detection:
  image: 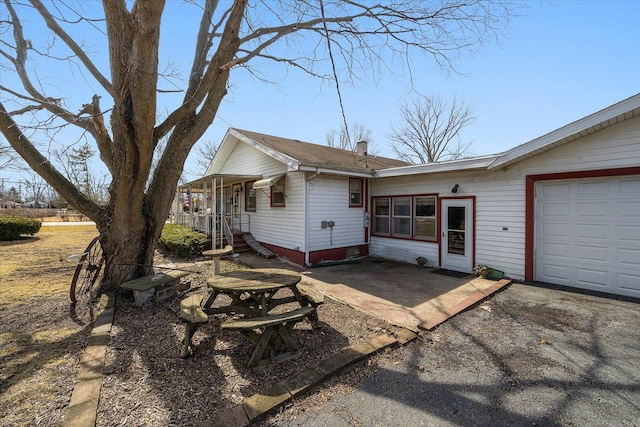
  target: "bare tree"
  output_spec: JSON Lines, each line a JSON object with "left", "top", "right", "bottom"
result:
{"left": 20, "top": 170, "right": 49, "bottom": 205}
{"left": 0, "top": 0, "right": 520, "bottom": 290}
{"left": 0, "top": 142, "right": 18, "bottom": 170}
{"left": 325, "top": 123, "right": 378, "bottom": 154}
{"left": 389, "top": 94, "right": 476, "bottom": 163}
{"left": 194, "top": 140, "right": 220, "bottom": 174}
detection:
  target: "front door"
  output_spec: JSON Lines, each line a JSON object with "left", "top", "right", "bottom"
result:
{"left": 232, "top": 184, "right": 242, "bottom": 230}
{"left": 441, "top": 199, "right": 474, "bottom": 273}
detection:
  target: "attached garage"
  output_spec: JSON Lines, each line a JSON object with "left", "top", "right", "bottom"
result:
{"left": 535, "top": 176, "right": 640, "bottom": 298}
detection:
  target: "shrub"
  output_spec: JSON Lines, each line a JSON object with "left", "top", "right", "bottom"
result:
{"left": 159, "top": 223, "right": 208, "bottom": 258}
{"left": 0, "top": 215, "right": 42, "bottom": 241}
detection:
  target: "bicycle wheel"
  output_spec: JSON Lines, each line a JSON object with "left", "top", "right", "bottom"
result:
{"left": 70, "top": 236, "right": 104, "bottom": 303}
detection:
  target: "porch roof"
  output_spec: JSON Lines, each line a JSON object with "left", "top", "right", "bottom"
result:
{"left": 179, "top": 173, "right": 262, "bottom": 192}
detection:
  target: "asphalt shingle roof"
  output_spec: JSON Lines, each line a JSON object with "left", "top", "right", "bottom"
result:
{"left": 234, "top": 128, "right": 410, "bottom": 173}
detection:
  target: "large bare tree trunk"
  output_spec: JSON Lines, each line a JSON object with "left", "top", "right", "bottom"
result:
{"left": 1, "top": 0, "right": 517, "bottom": 295}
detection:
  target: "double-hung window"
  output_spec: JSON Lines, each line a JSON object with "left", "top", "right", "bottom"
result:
{"left": 373, "top": 198, "right": 390, "bottom": 235}
{"left": 349, "top": 178, "right": 363, "bottom": 207}
{"left": 414, "top": 197, "right": 436, "bottom": 240}
{"left": 245, "top": 181, "right": 256, "bottom": 212}
{"left": 271, "top": 176, "right": 286, "bottom": 207}
{"left": 372, "top": 195, "right": 437, "bottom": 240}
{"left": 392, "top": 197, "right": 411, "bottom": 237}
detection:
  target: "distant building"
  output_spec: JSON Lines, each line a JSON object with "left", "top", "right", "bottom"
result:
{"left": 21, "top": 200, "right": 48, "bottom": 208}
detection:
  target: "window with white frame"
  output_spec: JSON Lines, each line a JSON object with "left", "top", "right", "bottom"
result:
{"left": 414, "top": 196, "right": 436, "bottom": 240}
{"left": 271, "top": 176, "right": 285, "bottom": 207}
{"left": 349, "top": 178, "right": 363, "bottom": 207}
{"left": 245, "top": 181, "right": 256, "bottom": 212}
{"left": 373, "top": 198, "right": 390, "bottom": 235}
{"left": 392, "top": 197, "right": 411, "bottom": 237}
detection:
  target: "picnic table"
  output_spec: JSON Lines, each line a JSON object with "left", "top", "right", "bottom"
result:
{"left": 179, "top": 268, "right": 324, "bottom": 366}
{"left": 203, "top": 268, "right": 304, "bottom": 316}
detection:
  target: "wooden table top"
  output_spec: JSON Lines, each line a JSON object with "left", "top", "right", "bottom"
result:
{"left": 206, "top": 268, "right": 301, "bottom": 292}
{"left": 202, "top": 245, "right": 233, "bottom": 257}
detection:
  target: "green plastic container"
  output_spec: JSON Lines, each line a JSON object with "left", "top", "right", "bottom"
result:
{"left": 485, "top": 269, "right": 504, "bottom": 280}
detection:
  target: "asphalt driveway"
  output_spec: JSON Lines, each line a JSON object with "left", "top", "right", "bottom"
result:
{"left": 262, "top": 283, "right": 640, "bottom": 426}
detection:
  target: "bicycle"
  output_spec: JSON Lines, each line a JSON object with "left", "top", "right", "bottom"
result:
{"left": 69, "top": 236, "right": 104, "bottom": 305}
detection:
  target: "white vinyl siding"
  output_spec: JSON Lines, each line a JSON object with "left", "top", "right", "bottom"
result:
{"left": 250, "top": 172, "right": 305, "bottom": 251}
{"left": 370, "top": 236, "right": 439, "bottom": 266}
{"left": 370, "top": 115, "right": 640, "bottom": 278}
{"left": 219, "top": 141, "right": 285, "bottom": 177}
{"left": 307, "top": 175, "right": 366, "bottom": 251}
{"left": 217, "top": 142, "right": 304, "bottom": 251}
{"left": 371, "top": 171, "right": 526, "bottom": 275}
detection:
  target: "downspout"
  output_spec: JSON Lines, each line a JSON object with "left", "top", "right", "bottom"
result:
{"left": 364, "top": 178, "right": 370, "bottom": 244}
{"left": 303, "top": 172, "right": 309, "bottom": 266}
{"left": 304, "top": 168, "right": 320, "bottom": 266}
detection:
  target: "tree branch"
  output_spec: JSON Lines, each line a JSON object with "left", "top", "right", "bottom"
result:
{"left": 0, "top": 101, "right": 102, "bottom": 219}
{"left": 29, "top": 0, "right": 113, "bottom": 94}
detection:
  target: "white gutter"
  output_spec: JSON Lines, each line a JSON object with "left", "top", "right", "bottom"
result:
{"left": 373, "top": 155, "right": 500, "bottom": 178}
{"left": 489, "top": 93, "right": 640, "bottom": 170}
{"left": 297, "top": 165, "right": 373, "bottom": 178}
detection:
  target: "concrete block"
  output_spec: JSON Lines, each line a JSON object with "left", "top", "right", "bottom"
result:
{"left": 316, "top": 344, "right": 374, "bottom": 377}
{"left": 63, "top": 399, "right": 96, "bottom": 427}
{"left": 282, "top": 367, "right": 325, "bottom": 396}
{"left": 395, "top": 328, "right": 419, "bottom": 345}
{"left": 243, "top": 383, "right": 291, "bottom": 421}
{"left": 155, "top": 283, "right": 177, "bottom": 301}
{"left": 133, "top": 288, "right": 155, "bottom": 306}
{"left": 367, "top": 333, "right": 397, "bottom": 351}
{"left": 209, "top": 404, "right": 250, "bottom": 427}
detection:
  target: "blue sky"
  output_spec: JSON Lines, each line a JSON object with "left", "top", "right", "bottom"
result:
{"left": 2, "top": 1, "right": 639, "bottom": 186}
{"left": 183, "top": 0, "right": 640, "bottom": 179}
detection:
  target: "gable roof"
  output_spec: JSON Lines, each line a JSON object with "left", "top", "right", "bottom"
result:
{"left": 374, "top": 154, "right": 501, "bottom": 178}
{"left": 225, "top": 128, "right": 409, "bottom": 176}
{"left": 489, "top": 93, "right": 640, "bottom": 169}
{"left": 374, "top": 93, "right": 640, "bottom": 178}
{"left": 204, "top": 94, "right": 640, "bottom": 181}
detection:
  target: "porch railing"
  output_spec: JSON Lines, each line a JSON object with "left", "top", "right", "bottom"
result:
{"left": 170, "top": 212, "right": 251, "bottom": 248}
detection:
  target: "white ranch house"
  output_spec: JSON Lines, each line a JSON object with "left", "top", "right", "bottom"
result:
{"left": 176, "top": 94, "right": 640, "bottom": 298}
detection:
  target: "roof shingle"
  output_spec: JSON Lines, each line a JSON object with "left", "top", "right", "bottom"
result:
{"left": 234, "top": 128, "right": 409, "bottom": 173}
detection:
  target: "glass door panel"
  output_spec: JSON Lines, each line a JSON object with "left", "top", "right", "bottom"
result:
{"left": 447, "top": 206, "right": 466, "bottom": 255}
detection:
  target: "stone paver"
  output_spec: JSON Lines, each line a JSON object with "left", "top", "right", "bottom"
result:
{"left": 64, "top": 294, "right": 114, "bottom": 427}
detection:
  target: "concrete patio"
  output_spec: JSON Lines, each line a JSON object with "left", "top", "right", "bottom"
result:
{"left": 236, "top": 253, "right": 512, "bottom": 331}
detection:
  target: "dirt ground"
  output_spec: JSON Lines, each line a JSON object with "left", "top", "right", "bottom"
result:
{"left": 0, "top": 225, "right": 98, "bottom": 426}
{"left": 0, "top": 225, "right": 399, "bottom": 426}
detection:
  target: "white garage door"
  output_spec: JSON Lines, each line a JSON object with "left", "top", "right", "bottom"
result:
{"left": 535, "top": 176, "right": 640, "bottom": 298}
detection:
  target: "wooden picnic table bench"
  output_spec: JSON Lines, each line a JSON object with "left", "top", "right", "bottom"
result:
{"left": 179, "top": 269, "right": 324, "bottom": 364}
{"left": 296, "top": 282, "right": 324, "bottom": 326}
{"left": 120, "top": 270, "right": 191, "bottom": 306}
{"left": 220, "top": 306, "right": 316, "bottom": 368}
{"left": 179, "top": 295, "right": 209, "bottom": 358}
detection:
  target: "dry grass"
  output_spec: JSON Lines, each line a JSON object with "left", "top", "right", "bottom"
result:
{"left": 0, "top": 224, "right": 98, "bottom": 426}
{"left": 1, "top": 224, "right": 399, "bottom": 426}
{"left": 0, "top": 225, "right": 98, "bottom": 304}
